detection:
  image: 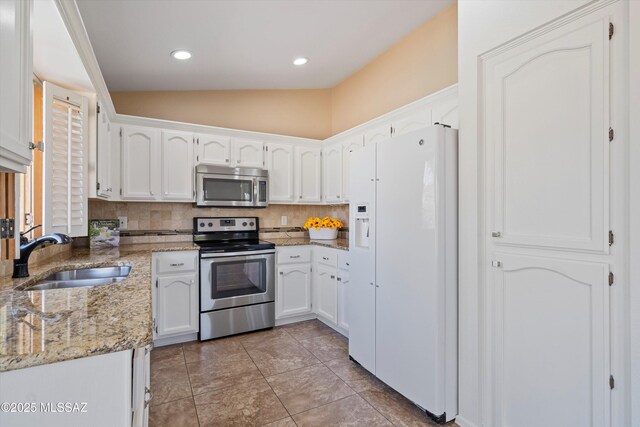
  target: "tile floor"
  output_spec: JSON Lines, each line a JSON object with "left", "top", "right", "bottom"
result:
{"left": 149, "top": 320, "right": 456, "bottom": 427}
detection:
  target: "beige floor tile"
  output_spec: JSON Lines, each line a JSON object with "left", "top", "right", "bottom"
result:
{"left": 150, "top": 344, "right": 184, "bottom": 371}
{"left": 149, "top": 397, "right": 199, "bottom": 427}
{"left": 360, "top": 388, "right": 439, "bottom": 427}
{"left": 238, "top": 327, "right": 293, "bottom": 350}
{"left": 292, "top": 394, "right": 393, "bottom": 426}
{"left": 187, "top": 354, "right": 263, "bottom": 396}
{"left": 324, "top": 358, "right": 387, "bottom": 393}
{"left": 194, "top": 378, "right": 288, "bottom": 427}
{"left": 182, "top": 335, "right": 245, "bottom": 363}
{"left": 246, "top": 335, "right": 320, "bottom": 376}
{"left": 282, "top": 319, "right": 335, "bottom": 341}
{"left": 266, "top": 364, "right": 355, "bottom": 415}
{"left": 299, "top": 332, "right": 348, "bottom": 362}
{"left": 260, "top": 417, "right": 297, "bottom": 427}
{"left": 150, "top": 363, "right": 193, "bottom": 406}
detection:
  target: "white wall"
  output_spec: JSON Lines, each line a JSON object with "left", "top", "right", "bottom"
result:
{"left": 457, "top": 1, "right": 603, "bottom": 426}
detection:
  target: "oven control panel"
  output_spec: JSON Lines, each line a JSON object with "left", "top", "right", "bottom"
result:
{"left": 195, "top": 217, "right": 258, "bottom": 233}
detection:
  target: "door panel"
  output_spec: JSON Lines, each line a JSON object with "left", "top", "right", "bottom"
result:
{"left": 197, "top": 134, "right": 231, "bottom": 166}
{"left": 157, "top": 274, "right": 198, "bottom": 337}
{"left": 315, "top": 266, "right": 337, "bottom": 324}
{"left": 233, "top": 138, "right": 263, "bottom": 168}
{"left": 323, "top": 144, "right": 342, "bottom": 203}
{"left": 162, "top": 131, "right": 193, "bottom": 200}
{"left": 486, "top": 17, "right": 609, "bottom": 253}
{"left": 121, "top": 126, "right": 159, "bottom": 200}
{"left": 341, "top": 136, "right": 363, "bottom": 201}
{"left": 276, "top": 264, "right": 311, "bottom": 318}
{"left": 266, "top": 143, "right": 294, "bottom": 202}
{"left": 295, "top": 146, "right": 321, "bottom": 202}
{"left": 491, "top": 254, "right": 609, "bottom": 427}
{"left": 392, "top": 107, "right": 432, "bottom": 137}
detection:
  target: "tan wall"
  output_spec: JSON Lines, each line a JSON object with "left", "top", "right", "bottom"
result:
{"left": 111, "top": 89, "right": 333, "bottom": 140}
{"left": 330, "top": 3, "right": 458, "bottom": 134}
{"left": 110, "top": 4, "right": 457, "bottom": 139}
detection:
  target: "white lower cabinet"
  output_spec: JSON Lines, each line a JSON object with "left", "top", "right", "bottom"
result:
{"left": 0, "top": 347, "right": 150, "bottom": 427}
{"left": 314, "top": 265, "right": 338, "bottom": 324}
{"left": 337, "top": 271, "right": 349, "bottom": 331}
{"left": 152, "top": 251, "right": 199, "bottom": 345}
{"left": 277, "top": 264, "right": 312, "bottom": 318}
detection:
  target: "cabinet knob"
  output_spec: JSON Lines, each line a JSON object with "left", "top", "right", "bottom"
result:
{"left": 299, "top": 196, "right": 302, "bottom": 199}
{"left": 491, "top": 231, "right": 502, "bottom": 238}
{"left": 337, "top": 277, "right": 342, "bottom": 281}
{"left": 279, "top": 271, "right": 283, "bottom": 275}
{"left": 337, "top": 195, "right": 340, "bottom": 198}
{"left": 323, "top": 257, "right": 329, "bottom": 260}
{"left": 331, "top": 275, "right": 335, "bottom": 279}
{"left": 225, "top": 159, "right": 229, "bottom": 162}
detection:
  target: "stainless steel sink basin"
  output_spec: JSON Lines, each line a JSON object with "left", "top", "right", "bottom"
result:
{"left": 43, "top": 266, "right": 132, "bottom": 281}
{"left": 22, "top": 266, "right": 132, "bottom": 291}
{"left": 27, "top": 276, "right": 127, "bottom": 291}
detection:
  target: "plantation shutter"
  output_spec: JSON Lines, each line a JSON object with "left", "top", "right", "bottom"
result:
{"left": 43, "top": 82, "right": 88, "bottom": 237}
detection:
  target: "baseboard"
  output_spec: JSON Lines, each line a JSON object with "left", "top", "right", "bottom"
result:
{"left": 316, "top": 317, "right": 348, "bottom": 338}
{"left": 454, "top": 415, "right": 480, "bottom": 427}
{"left": 153, "top": 332, "right": 198, "bottom": 347}
{"left": 275, "top": 313, "right": 317, "bottom": 326}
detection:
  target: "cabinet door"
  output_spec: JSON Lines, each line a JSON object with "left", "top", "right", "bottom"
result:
{"left": 276, "top": 264, "right": 312, "bottom": 318}
{"left": 322, "top": 144, "right": 342, "bottom": 203}
{"left": 337, "top": 271, "right": 349, "bottom": 331}
{"left": 0, "top": 0, "right": 32, "bottom": 173}
{"left": 156, "top": 273, "right": 198, "bottom": 337}
{"left": 266, "top": 143, "right": 294, "bottom": 202}
{"left": 121, "top": 125, "right": 160, "bottom": 200}
{"left": 341, "top": 136, "right": 364, "bottom": 202}
{"left": 197, "top": 134, "right": 231, "bottom": 166}
{"left": 364, "top": 123, "right": 391, "bottom": 147}
{"left": 161, "top": 131, "right": 194, "bottom": 201}
{"left": 96, "top": 106, "right": 112, "bottom": 198}
{"left": 314, "top": 265, "right": 337, "bottom": 324}
{"left": 232, "top": 138, "right": 264, "bottom": 168}
{"left": 431, "top": 94, "right": 459, "bottom": 128}
{"left": 392, "top": 106, "right": 432, "bottom": 137}
{"left": 295, "top": 146, "right": 321, "bottom": 202}
{"left": 490, "top": 254, "right": 609, "bottom": 427}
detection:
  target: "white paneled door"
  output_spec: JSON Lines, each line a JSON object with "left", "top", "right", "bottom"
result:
{"left": 161, "top": 131, "right": 194, "bottom": 201}
{"left": 322, "top": 144, "right": 342, "bottom": 203}
{"left": 196, "top": 134, "right": 231, "bottom": 166}
{"left": 295, "top": 146, "right": 321, "bottom": 202}
{"left": 121, "top": 125, "right": 160, "bottom": 200}
{"left": 482, "top": 5, "right": 622, "bottom": 427}
{"left": 266, "top": 143, "right": 294, "bottom": 202}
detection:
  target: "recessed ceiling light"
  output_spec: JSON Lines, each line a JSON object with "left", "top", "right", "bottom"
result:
{"left": 171, "top": 50, "right": 192, "bottom": 60}
{"left": 293, "top": 57, "right": 309, "bottom": 66}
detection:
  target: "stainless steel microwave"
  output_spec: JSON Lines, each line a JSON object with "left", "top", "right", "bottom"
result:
{"left": 196, "top": 164, "right": 268, "bottom": 208}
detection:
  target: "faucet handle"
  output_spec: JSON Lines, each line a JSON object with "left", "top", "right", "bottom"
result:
{"left": 20, "top": 224, "right": 42, "bottom": 236}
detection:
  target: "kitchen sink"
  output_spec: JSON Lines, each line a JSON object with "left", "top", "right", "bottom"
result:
{"left": 43, "top": 266, "right": 131, "bottom": 281}
{"left": 22, "top": 266, "right": 131, "bottom": 291}
{"left": 26, "top": 276, "right": 127, "bottom": 291}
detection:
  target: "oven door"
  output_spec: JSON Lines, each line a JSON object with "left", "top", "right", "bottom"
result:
{"left": 197, "top": 173, "right": 256, "bottom": 207}
{"left": 200, "top": 250, "right": 275, "bottom": 311}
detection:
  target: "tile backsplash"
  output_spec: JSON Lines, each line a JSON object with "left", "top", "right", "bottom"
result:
{"left": 89, "top": 200, "right": 349, "bottom": 231}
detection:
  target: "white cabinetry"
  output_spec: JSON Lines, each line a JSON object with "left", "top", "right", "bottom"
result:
{"left": 232, "top": 137, "right": 264, "bottom": 168}
{"left": 276, "top": 246, "right": 313, "bottom": 319}
{"left": 121, "top": 125, "right": 160, "bottom": 200}
{"left": 96, "top": 105, "right": 114, "bottom": 198}
{"left": 161, "top": 131, "right": 194, "bottom": 201}
{"left": 266, "top": 143, "right": 295, "bottom": 202}
{"left": 314, "top": 264, "right": 338, "bottom": 324}
{"left": 322, "top": 143, "right": 342, "bottom": 203}
{"left": 295, "top": 146, "right": 322, "bottom": 202}
{"left": 364, "top": 124, "right": 391, "bottom": 147}
{"left": 0, "top": 0, "right": 32, "bottom": 173}
{"left": 152, "top": 251, "right": 199, "bottom": 345}
{"left": 196, "top": 133, "right": 231, "bottom": 166}
{"left": 392, "top": 106, "right": 432, "bottom": 137}
{"left": 341, "top": 136, "right": 364, "bottom": 202}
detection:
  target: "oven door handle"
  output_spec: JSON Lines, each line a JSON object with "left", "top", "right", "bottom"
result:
{"left": 200, "top": 249, "right": 275, "bottom": 259}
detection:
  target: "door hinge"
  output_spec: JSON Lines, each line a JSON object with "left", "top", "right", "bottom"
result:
{"left": 155, "top": 279, "right": 158, "bottom": 288}
{"left": 390, "top": 125, "right": 394, "bottom": 136}
{"left": 491, "top": 260, "right": 502, "bottom": 268}
{"left": 609, "top": 230, "right": 614, "bottom": 246}
{"left": 120, "top": 188, "right": 122, "bottom": 195}
{"left": 153, "top": 318, "right": 157, "bottom": 334}
{"left": 119, "top": 128, "right": 123, "bottom": 138}
{"left": 97, "top": 104, "right": 101, "bottom": 114}
{"left": 196, "top": 155, "right": 199, "bottom": 162}
{"left": 96, "top": 182, "right": 101, "bottom": 190}
{"left": 609, "top": 127, "right": 614, "bottom": 142}
{"left": 609, "top": 22, "right": 614, "bottom": 40}
{"left": 610, "top": 375, "right": 615, "bottom": 389}
{"left": 609, "top": 272, "right": 614, "bottom": 286}
{"left": 0, "top": 218, "right": 15, "bottom": 239}
{"left": 265, "top": 145, "right": 268, "bottom": 151}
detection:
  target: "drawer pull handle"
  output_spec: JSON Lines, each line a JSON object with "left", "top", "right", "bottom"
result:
{"left": 331, "top": 275, "right": 335, "bottom": 279}
{"left": 337, "top": 277, "right": 342, "bottom": 281}
{"left": 169, "top": 263, "right": 185, "bottom": 267}
{"left": 279, "top": 271, "right": 284, "bottom": 275}
{"left": 346, "top": 262, "right": 350, "bottom": 266}
{"left": 322, "top": 257, "right": 329, "bottom": 260}
{"left": 290, "top": 255, "right": 300, "bottom": 259}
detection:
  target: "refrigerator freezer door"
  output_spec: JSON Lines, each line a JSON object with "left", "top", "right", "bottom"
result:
{"left": 348, "top": 144, "right": 377, "bottom": 373}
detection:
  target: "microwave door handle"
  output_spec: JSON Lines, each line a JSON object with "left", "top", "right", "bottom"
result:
{"left": 253, "top": 178, "right": 259, "bottom": 206}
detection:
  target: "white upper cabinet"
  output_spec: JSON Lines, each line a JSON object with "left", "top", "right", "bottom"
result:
{"left": 232, "top": 137, "right": 264, "bottom": 168}
{"left": 121, "top": 125, "right": 160, "bottom": 200}
{"left": 0, "top": 0, "right": 32, "bottom": 173}
{"left": 295, "top": 145, "right": 322, "bottom": 203}
{"left": 96, "top": 106, "right": 112, "bottom": 198}
{"left": 266, "top": 143, "right": 294, "bottom": 202}
{"left": 341, "top": 136, "right": 364, "bottom": 202}
{"left": 43, "top": 82, "right": 89, "bottom": 237}
{"left": 364, "top": 124, "right": 391, "bottom": 147}
{"left": 485, "top": 15, "right": 609, "bottom": 253}
{"left": 392, "top": 106, "right": 432, "bottom": 137}
{"left": 196, "top": 134, "right": 231, "bottom": 166}
{"left": 431, "top": 95, "right": 459, "bottom": 128}
{"left": 322, "top": 143, "right": 342, "bottom": 203}
{"left": 161, "top": 131, "right": 194, "bottom": 201}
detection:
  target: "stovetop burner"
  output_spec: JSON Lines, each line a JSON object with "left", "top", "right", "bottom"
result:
{"left": 192, "top": 217, "right": 274, "bottom": 253}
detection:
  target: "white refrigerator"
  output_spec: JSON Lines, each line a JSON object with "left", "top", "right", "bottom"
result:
{"left": 348, "top": 125, "right": 458, "bottom": 423}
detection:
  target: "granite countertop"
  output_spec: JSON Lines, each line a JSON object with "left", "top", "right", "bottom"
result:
{"left": 265, "top": 237, "right": 349, "bottom": 251}
{"left": 0, "top": 242, "right": 198, "bottom": 373}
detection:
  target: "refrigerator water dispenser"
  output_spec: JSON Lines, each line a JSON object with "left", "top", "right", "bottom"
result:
{"left": 354, "top": 204, "right": 370, "bottom": 248}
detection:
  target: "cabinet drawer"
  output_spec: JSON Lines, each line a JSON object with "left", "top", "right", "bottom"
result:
{"left": 315, "top": 247, "right": 338, "bottom": 268}
{"left": 277, "top": 246, "right": 312, "bottom": 264}
{"left": 338, "top": 252, "right": 351, "bottom": 271}
{"left": 154, "top": 251, "right": 198, "bottom": 274}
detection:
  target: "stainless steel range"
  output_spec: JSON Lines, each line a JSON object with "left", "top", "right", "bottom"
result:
{"left": 194, "top": 217, "right": 275, "bottom": 341}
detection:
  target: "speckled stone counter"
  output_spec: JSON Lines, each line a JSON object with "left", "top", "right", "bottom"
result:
{"left": 0, "top": 242, "right": 197, "bottom": 372}
{"left": 264, "top": 237, "right": 349, "bottom": 251}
